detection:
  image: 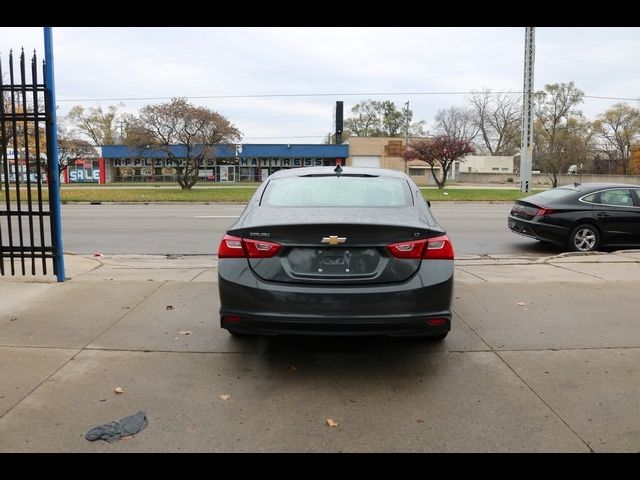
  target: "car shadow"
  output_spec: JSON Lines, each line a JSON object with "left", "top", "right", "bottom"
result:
{"left": 223, "top": 334, "right": 451, "bottom": 386}
{"left": 228, "top": 334, "right": 449, "bottom": 359}
{"left": 509, "top": 240, "right": 627, "bottom": 256}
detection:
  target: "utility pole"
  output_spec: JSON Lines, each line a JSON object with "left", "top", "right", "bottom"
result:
{"left": 405, "top": 101, "right": 410, "bottom": 175}
{"left": 520, "top": 27, "right": 535, "bottom": 193}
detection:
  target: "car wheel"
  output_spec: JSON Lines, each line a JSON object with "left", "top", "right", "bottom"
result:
{"left": 569, "top": 224, "right": 600, "bottom": 252}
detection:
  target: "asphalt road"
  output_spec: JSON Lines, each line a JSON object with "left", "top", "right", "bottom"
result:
{"left": 60, "top": 202, "right": 562, "bottom": 256}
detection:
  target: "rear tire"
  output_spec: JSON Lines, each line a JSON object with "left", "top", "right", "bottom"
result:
{"left": 568, "top": 224, "right": 600, "bottom": 252}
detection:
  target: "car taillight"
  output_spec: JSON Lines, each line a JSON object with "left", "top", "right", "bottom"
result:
{"left": 536, "top": 207, "right": 554, "bottom": 216}
{"left": 218, "top": 234, "right": 245, "bottom": 258}
{"left": 217, "top": 234, "right": 282, "bottom": 259}
{"left": 386, "top": 239, "right": 427, "bottom": 259}
{"left": 242, "top": 238, "right": 282, "bottom": 258}
{"left": 423, "top": 235, "right": 455, "bottom": 260}
{"left": 386, "top": 235, "right": 454, "bottom": 260}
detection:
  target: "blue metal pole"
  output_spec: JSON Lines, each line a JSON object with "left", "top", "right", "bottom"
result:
{"left": 43, "top": 27, "right": 65, "bottom": 282}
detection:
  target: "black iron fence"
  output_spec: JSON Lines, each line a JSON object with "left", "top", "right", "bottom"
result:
{"left": 0, "top": 49, "right": 57, "bottom": 276}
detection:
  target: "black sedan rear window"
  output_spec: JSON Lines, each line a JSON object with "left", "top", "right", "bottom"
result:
{"left": 530, "top": 187, "right": 577, "bottom": 202}
{"left": 262, "top": 176, "right": 412, "bottom": 207}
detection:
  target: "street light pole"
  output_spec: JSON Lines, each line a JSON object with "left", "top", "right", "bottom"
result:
{"left": 520, "top": 27, "right": 535, "bottom": 193}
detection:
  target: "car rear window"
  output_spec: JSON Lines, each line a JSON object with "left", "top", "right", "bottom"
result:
{"left": 530, "top": 187, "right": 577, "bottom": 202}
{"left": 262, "top": 176, "right": 412, "bottom": 207}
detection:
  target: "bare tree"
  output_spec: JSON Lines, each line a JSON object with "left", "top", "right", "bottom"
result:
{"left": 126, "top": 98, "right": 241, "bottom": 189}
{"left": 534, "top": 82, "right": 585, "bottom": 187}
{"left": 403, "top": 135, "right": 475, "bottom": 189}
{"left": 57, "top": 132, "right": 97, "bottom": 174}
{"left": 468, "top": 89, "right": 521, "bottom": 156}
{"left": 593, "top": 103, "right": 640, "bottom": 175}
{"left": 433, "top": 107, "right": 479, "bottom": 145}
{"left": 67, "top": 103, "right": 124, "bottom": 146}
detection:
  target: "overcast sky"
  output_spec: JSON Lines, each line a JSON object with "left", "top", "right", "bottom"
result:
{"left": 1, "top": 27, "right": 639, "bottom": 144}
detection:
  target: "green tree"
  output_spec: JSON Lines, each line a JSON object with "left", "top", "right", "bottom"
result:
{"left": 344, "top": 99, "right": 424, "bottom": 137}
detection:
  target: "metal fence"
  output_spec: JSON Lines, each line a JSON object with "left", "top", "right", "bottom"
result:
{"left": 0, "top": 49, "right": 57, "bottom": 276}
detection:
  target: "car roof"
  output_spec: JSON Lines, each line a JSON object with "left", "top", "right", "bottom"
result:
{"left": 268, "top": 166, "right": 409, "bottom": 180}
{"left": 558, "top": 182, "right": 640, "bottom": 192}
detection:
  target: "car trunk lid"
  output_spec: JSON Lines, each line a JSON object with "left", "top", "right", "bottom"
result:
{"left": 227, "top": 206, "right": 444, "bottom": 285}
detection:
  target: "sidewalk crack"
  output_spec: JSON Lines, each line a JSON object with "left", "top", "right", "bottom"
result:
{"left": 547, "top": 263, "right": 606, "bottom": 281}
{"left": 0, "top": 281, "right": 167, "bottom": 422}
{"left": 455, "top": 267, "right": 488, "bottom": 282}
{"left": 495, "top": 351, "right": 595, "bottom": 453}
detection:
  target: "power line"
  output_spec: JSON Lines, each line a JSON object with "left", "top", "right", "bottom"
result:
{"left": 583, "top": 95, "right": 639, "bottom": 101}
{"left": 55, "top": 91, "right": 640, "bottom": 103}
{"left": 56, "top": 91, "right": 521, "bottom": 102}
{"left": 242, "top": 135, "right": 326, "bottom": 139}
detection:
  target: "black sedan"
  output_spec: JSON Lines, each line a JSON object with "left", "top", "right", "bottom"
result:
{"left": 217, "top": 166, "right": 454, "bottom": 340}
{"left": 508, "top": 182, "right": 640, "bottom": 252}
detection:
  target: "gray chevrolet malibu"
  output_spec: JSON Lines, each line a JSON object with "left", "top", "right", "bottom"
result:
{"left": 217, "top": 166, "right": 454, "bottom": 340}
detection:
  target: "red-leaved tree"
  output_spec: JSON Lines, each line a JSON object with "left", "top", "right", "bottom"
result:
{"left": 403, "top": 135, "right": 475, "bottom": 189}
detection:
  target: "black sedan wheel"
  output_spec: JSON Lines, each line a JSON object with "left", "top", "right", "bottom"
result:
{"left": 569, "top": 224, "right": 600, "bottom": 252}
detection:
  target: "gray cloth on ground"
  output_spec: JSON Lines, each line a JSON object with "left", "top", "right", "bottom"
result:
{"left": 85, "top": 410, "right": 148, "bottom": 443}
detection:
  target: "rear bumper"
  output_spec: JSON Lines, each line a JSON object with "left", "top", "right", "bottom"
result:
{"left": 218, "top": 258, "right": 453, "bottom": 337}
{"left": 508, "top": 215, "right": 568, "bottom": 245}
{"left": 221, "top": 313, "right": 450, "bottom": 337}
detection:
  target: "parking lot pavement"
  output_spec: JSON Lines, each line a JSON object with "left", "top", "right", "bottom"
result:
{"left": 1, "top": 252, "right": 639, "bottom": 452}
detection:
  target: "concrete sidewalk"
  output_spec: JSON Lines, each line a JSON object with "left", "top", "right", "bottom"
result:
{"left": 5, "top": 249, "right": 640, "bottom": 284}
{"left": 1, "top": 251, "right": 640, "bottom": 452}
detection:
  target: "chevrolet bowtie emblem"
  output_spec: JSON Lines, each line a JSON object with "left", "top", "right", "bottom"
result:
{"left": 321, "top": 235, "right": 346, "bottom": 246}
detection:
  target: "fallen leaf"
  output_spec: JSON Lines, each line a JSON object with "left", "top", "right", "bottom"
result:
{"left": 178, "top": 330, "right": 192, "bottom": 336}
{"left": 166, "top": 305, "right": 174, "bottom": 310}
{"left": 416, "top": 418, "right": 424, "bottom": 423}
{"left": 93, "top": 253, "right": 104, "bottom": 257}
{"left": 443, "top": 192, "right": 449, "bottom": 195}
{"left": 516, "top": 302, "right": 526, "bottom": 306}
{"left": 114, "top": 387, "right": 124, "bottom": 394}
{"left": 288, "top": 366, "right": 297, "bottom": 371}
{"left": 326, "top": 418, "right": 338, "bottom": 427}
{"left": 10, "top": 317, "right": 17, "bottom": 322}
{"left": 220, "top": 394, "right": 231, "bottom": 400}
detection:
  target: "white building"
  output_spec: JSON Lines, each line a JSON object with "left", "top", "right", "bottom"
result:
{"left": 458, "top": 155, "right": 514, "bottom": 174}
